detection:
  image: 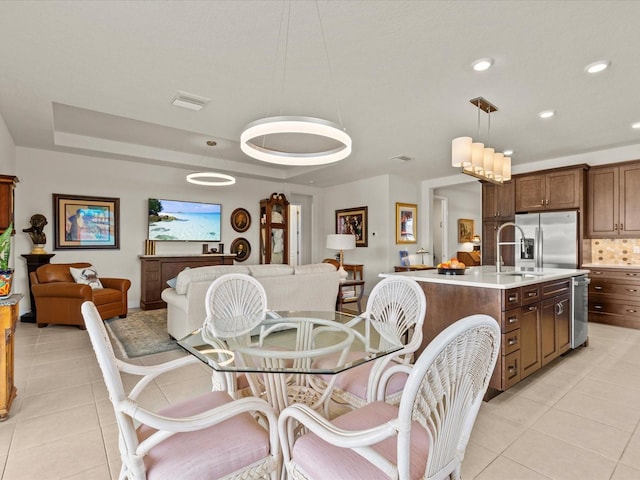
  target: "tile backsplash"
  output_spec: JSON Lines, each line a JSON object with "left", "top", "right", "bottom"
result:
{"left": 591, "top": 239, "right": 640, "bottom": 265}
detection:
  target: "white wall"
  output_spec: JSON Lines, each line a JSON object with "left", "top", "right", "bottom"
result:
{"left": 0, "top": 113, "right": 16, "bottom": 174}
{"left": 14, "top": 147, "right": 321, "bottom": 314}
{"left": 320, "top": 175, "right": 391, "bottom": 291}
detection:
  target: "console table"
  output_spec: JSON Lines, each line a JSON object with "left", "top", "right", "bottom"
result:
{"left": 343, "top": 264, "right": 364, "bottom": 281}
{"left": 139, "top": 254, "right": 235, "bottom": 310}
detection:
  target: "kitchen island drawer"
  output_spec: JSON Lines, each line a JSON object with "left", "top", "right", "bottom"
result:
{"left": 501, "top": 308, "right": 520, "bottom": 332}
{"left": 521, "top": 285, "right": 540, "bottom": 305}
{"left": 501, "top": 329, "right": 521, "bottom": 355}
{"left": 502, "top": 351, "right": 521, "bottom": 390}
{"left": 503, "top": 288, "right": 521, "bottom": 309}
{"left": 541, "top": 279, "right": 571, "bottom": 298}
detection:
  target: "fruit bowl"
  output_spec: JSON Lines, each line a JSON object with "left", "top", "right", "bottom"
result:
{"left": 437, "top": 267, "right": 466, "bottom": 275}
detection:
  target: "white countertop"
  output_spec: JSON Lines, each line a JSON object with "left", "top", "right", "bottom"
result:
{"left": 381, "top": 266, "right": 589, "bottom": 290}
{"left": 581, "top": 263, "right": 640, "bottom": 270}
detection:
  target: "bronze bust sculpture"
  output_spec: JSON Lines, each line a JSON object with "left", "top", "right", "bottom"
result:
{"left": 23, "top": 213, "right": 48, "bottom": 254}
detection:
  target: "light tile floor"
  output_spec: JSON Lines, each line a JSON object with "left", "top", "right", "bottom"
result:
{"left": 2, "top": 319, "right": 640, "bottom": 479}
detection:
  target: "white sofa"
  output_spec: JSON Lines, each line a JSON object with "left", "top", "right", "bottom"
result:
{"left": 161, "top": 263, "right": 340, "bottom": 339}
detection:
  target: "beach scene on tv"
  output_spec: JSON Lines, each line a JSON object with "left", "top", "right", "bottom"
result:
{"left": 148, "top": 198, "right": 221, "bottom": 241}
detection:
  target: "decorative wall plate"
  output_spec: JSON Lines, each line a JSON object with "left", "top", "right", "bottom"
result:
{"left": 230, "top": 237, "right": 251, "bottom": 262}
{"left": 231, "top": 208, "right": 251, "bottom": 233}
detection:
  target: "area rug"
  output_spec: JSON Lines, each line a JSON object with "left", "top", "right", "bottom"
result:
{"left": 105, "top": 309, "right": 180, "bottom": 359}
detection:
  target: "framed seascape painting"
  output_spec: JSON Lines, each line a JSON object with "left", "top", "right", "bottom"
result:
{"left": 53, "top": 194, "right": 120, "bottom": 249}
{"left": 335, "top": 206, "right": 368, "bottom": 247}
{"left": 396, "top": 202, "right": 417, "bottom": 244}
{"left": 458, "top": 218, "right": 474, "bottom": 243}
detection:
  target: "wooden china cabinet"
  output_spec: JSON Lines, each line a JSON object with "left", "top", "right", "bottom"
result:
{"left": 259, "top": 193, "right": 289, "bottom": 264}
{"left": 0, "top": 175, "right": 18, "bottom": 234}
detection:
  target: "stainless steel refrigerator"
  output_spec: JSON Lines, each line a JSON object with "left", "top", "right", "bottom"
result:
{"left": 515, "top": 211, "right": 579, "bottom": 269}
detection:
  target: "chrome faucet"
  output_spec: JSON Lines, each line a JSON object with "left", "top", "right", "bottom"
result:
{"left": 496, "top": 222, "right": 527, "bottom": 273}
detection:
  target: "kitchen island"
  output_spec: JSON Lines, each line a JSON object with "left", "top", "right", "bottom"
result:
{"left": 382, "top": 266, "right": 589, "bottom": 395}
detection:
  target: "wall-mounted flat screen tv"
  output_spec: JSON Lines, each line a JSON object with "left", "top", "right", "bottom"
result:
{"left": 148, "top": 198, "right": 221, "bottom": 241}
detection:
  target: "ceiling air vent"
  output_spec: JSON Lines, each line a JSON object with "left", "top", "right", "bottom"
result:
{"left": 170, "top": 91, "right": 210, "bottom": 111}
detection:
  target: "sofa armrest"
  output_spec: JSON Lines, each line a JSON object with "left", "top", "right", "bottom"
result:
{"left": 31, "top": 282, "right": 93, "bottom": 300}
{"left": 100, "top": 277, "right": 131, "bottom": 292}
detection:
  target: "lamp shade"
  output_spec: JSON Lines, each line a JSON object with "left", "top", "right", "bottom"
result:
{"left": 326, "top": 234, "right": 356, "bottom": 251}
{"left": 451, "top": 137, "right": 472, "bottom": 167}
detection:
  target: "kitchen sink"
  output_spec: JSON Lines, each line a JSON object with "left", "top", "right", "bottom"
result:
{"left": 493, "top": 271, "right": 547, "bottom": 277}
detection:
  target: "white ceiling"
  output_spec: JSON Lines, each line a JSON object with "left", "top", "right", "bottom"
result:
{"left": 1, "top": 0, "right": 640, "bottom": 188}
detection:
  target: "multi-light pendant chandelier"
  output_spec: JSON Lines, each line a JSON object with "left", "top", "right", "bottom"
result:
{"left": 452, "top": 97, "right": 511, "bottom": 184}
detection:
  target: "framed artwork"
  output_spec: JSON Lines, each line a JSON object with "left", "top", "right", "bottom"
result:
{"left": 230, "top": 207, "right": 251, "bottom": 232}
{"left": 458, "top": 218, "right": 475, "bottom": 243}
{"left": 230, "top": 237, "right": 251, "bottom": 262}
{"left": 396, "top": 202, "right": 417, "bottom": 244}
{"left": 53, "top": 194, "right": 120, "bottom": 250}
{"left": 335, "top": 206, "right": 368, "bottom": 247}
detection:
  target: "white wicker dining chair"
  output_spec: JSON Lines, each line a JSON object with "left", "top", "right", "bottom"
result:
{"left": 81, "top": 301, "right": 280, "bottom": 480}
{"left": 202, "top": 273, "right": 270, "bottom": 399}
{"left": 313, "top": 275, "right": 427, "bottom": 408}
{"left": 279, "top": 314, "right": 501, "bottom": 480}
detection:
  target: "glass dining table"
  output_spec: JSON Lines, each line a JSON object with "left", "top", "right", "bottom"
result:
{"left": 177, "top": 310, "right": 403, "bottom": 414}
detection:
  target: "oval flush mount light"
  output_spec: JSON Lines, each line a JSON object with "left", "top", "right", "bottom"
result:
{"left": 240, "top": 116, "right": 352, "bottom": 166}
{"left": 585, "top": 60, "right": 610, "bottom": 74}
{"left": 186, "top": 172, "right": 236, "bottom": 186}
{"left": 539, "top": 110, "right": 556, "bottom": 119}
{"left": 471, "top": 58, "right": 494, "bottom": 71}
{"left": 631, "top": 122, "right": 640, "bottom": 129}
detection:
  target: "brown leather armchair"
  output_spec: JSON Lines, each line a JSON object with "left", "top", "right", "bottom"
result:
{"left": 31, "top": 262, "right": 131, "bottom": 329}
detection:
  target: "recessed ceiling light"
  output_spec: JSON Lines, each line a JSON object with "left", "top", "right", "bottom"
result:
{"left": 206, "top": 140, "right": 217, "bottom": 146}
{"left": 585, "top": 60, "right": 610, "bottom": 74}
{"left": 471, "top": 58, "right": 494, "bottom": 72}
{"left": 539, "top": 110, "right": 555, "bottom": 119}
{"left": 632, "top": 122, "right": 640, "bottom": 129}
{"left": 503, "top": 149, "right": 514, "bottom": 156}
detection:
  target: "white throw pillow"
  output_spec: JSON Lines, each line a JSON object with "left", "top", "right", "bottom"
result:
{"left": 70, "top": 266, "right": 104, "bottom": 290}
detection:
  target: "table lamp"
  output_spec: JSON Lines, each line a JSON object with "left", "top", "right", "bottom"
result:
{"left": 416, "top": 247, "right": 429, "bottom": 265}
{"left": 326, "top": 234, "right": 356, "bottom": 282}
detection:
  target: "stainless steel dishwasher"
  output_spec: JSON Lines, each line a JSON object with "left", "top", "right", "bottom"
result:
{"left": 572, "top": 274, "right": 590, "bottom": 348}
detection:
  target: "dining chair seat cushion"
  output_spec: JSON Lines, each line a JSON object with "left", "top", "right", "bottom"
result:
{"left": 137, "top": 391, "right": 270, "bottom": 480}
{"left": 314, "top": 351, "right": 408, "bottom": 401}
{"left": 291, "top": 401, "right": 429, "bottom": 480}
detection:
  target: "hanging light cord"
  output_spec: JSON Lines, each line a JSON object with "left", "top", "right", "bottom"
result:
{"left": 314, "top": 0, "right": 345, "bottom": 128}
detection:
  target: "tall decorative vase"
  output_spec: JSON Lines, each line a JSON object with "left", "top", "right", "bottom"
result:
{"left": 0, "top": 269, "right": 13, "bottom": 299}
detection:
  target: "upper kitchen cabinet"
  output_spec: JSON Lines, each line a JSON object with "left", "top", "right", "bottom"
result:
{"left": 515, "top": 165, "right": 586, "bottom": 213}
{"left": 482, "top": 181, "right": 514, "bottom": 220}
{"left": 587, "top": 161, "right": 640, "bottom": 237}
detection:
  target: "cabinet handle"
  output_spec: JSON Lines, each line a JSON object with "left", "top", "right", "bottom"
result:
{"left": 627, "top": 289, "right": 637, "bottom": 292}
{"left": 508, "top": 316, "right": 518, "bottom": 324}
{"left": 541, "top": 199, "right": 544, "bottom": 205}
{"left": 555, "top": 302, "right": 564, "bottom": 315}
{"left": 508, "top": 365, "right": 517, "bottom": 373}
{"left": 627, "top": 309, "right": 637, "bottom": 313}
{"left": 593, "top": 271, "right": 603, "bottom": 275}
{"left": 594, "top": 286, "right": 603, "bottom": 290}
{"left": 594, "top": 305, "right": 603, "bottom": 309}
{"left": 508, "top": 295, "right": 518, "bottom": 302}
{"left": 614, "top": 224, "right": 618, "bottom": 231}
{"left": 527, "top": 292, "right": 537, "bottom": 297}
{"left": 508, "top": 338, "right": 518, "bottom": 346}
{"left": 528, "top": 305, "right": 537, "bottom": 312}
{"left": 621, "top": 224, "right": 624, "bottom": 230}
{"left": 626, "top": 273, "right": 638, "bottom": 277}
